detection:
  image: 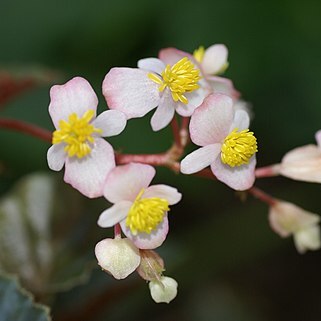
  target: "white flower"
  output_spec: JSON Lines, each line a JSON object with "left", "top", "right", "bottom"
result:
{"left": 47, "top": 77, "right": 127, "bottom": 198}
{"left": 278, "top": 130, "right": 321, "bottom": 183}
{"left": 97, "top": 163, "right": 182, "bottom": 249}
{"left": 269, "top": 200, "right": 321, "bottom": 253}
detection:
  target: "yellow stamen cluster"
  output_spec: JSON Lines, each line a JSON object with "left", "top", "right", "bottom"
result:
{"left": 148, "top": 57, "right": 201, "bottom": 105}
{"left": 52, "top": 109, "right": 102, "bottom": 158}
{"left": 221, "top": 128, "right": 258, "bottom": 167}
{"left": 126, "top": 189, "right": 169, "bottom": 235}
{"left": 193, "top": 46, "right": 205, "bottom": 63}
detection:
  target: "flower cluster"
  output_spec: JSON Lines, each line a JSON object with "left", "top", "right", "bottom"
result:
{"left": 46, "top": 43, "right": 320, "bottom": 303}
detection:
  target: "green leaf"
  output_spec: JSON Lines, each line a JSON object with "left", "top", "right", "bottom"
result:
{"left": 0, "top": 172, "right": 98, "bottom": 295}
{"left": 0, "top": 273, "right": 51, "bottom": 321}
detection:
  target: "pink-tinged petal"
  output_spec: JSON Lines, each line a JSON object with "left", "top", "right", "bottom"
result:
{"left": 64, "top": 138, "right": 115, "bottom": 198}
{"left": 138, "top": 58, "right": 166, "bottom": 74}
{"left": 280, "top": 145, "right": 321, "bottom": 183}
{"left": 120, "top": 215, "right": 169, "bottom": 249}
{"left": 103, "top": 68, "right": 160, "bottom": 119}
{"left": 230, "top": 110, "right": 250, "bottom": 131}
{"left": 49, "top": 77, "right": 98, "bottom": 128}
{"left": 315, "top": 130, "right": 321, "bottom": 148}
{"left": 47, "top": 144, "right": 66, "bottom": 171}
{"left": 159, "top": 47, "right": 195, "bottom": 66}
{"left": 104, "top": 163, "right": 156, "bottom": 203}
{"left": 202, "top": 44, "right": 228, "bottom": 75}
{"left": 180, "top": 144, "right": 221, "bottom": 174}
{"left": 97, "top": 201, "right": 132, "bottom": 228}
{"left": 176, "top": 86, "right": 209, "bottom": 117}
{"left": 190, "top": 93, "right": 234, "bottom": 146}
{"left": 142, "top": 185, "right": 182, "bottom": 205}
{"left": 211, "top": 155, "right": 256, "bottom": 191}
{"left": 92, "top": 110, "right": 127, "bottom": 137}
{"left": 95, "top": 238, "right": 141, "bottom": 280}
{"left": 151, "top": 89, "right": 176, "bottom": 131}
{"left": 206, "top": 76, "right": 240, "bottom": 100}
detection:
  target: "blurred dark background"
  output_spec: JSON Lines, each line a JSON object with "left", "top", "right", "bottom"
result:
{"left": 1, "top": 0, "right": 321, "bottom": 320}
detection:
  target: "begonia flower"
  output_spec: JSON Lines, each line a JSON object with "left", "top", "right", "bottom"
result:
{"left": 277, "top": 130, "right": 321, "bottom": 183}
{"left": 149, "top": 276, "right": 178, "bottom": 304}
{"left": 97, "top": 163, "right": 182, "bottom": 249}
{"left": 95, "top": 237, "right": 141, "bottom": 280}
{"left": 180, "top": 93, "right": 258, "bottom": 191}
{"left": 47, "top": 77, "right": 127, "bottom": 198}
{"left": 159, "top": 45, "right": 240, "bottom": 100}
{"left": 103, "top": 54, "right": 209, "bottom": 131}
{"left": 269, "top": 200, "right": 321, "bottom": 254}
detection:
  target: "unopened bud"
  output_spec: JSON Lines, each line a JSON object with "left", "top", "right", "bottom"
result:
{"left": 95, "top": 238, "right": 141, "bottom": 280}
{"left": 149, "top": 276, "right": 178, "bottom": 303}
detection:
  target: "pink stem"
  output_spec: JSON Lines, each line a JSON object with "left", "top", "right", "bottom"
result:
{"left": 170, "top": 116, "right": 181, "bottom": 148}
{"left": 0, "top": 118, "right": 52, "bottom": 143}
{"left": 255, "top": 164, "right": 281, "bottom": 178}
{"left": 248, "top": 186, "right": 277, "bottom": 206}
{"left": 116, "top": 152, "right": 170, "bottom": 167}
{"left": 180, "top": 117, "right": 190, "bottom": 147}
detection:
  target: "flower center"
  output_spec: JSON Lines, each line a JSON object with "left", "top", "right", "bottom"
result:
{"left": 221, "top": 128, "right": 258, "bottom": 167}
{"left": 126, "top": 189, "right": 169, "bottom": 235}
{"left": 52, "top": 109, "right": 102, "bottom": 159}
{"left": 148, "top": 57, "right": 201, "bottom": 105}
{"left": 193, "top": 46, "right": 205, "bottom": 63}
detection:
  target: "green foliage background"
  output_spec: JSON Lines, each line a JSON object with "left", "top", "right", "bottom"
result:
{"left": 1, "top": 0, "right": 321, "bottom": 320}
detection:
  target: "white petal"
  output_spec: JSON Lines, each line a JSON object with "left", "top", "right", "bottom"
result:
{"left": 230, "top": 110, "right": 250, "bottom": 131}
{"left": 142, "top": 185, "right": 182, "bottom": 205}
{"left": 95, "top": 238, "right": 141, "bottom": 280}
{"left": 269, "top": 201, "right": 320, "bottom": 237}
{"left": 151, "top": 89, "right": 176, "bottom": 131}
{"left": 206, "top": 76, "right": 240, "bottom": 100}
{"left": 49, "top": 77, "right": 98, "bottom": 129}
{"left": 97, "top": 201, "right": 132, "bottom": 228}
{"left": 280, "top": 145, "right": 321, "bottom": 183}
{"left": 103, "top": 68, "right": 160, "bottom": 119}
{"left": 138, "top": 58, "right": 165, "bottom": 74}
{"left": 202, "top": 44, "right": 228, "bottom": 75}
{"left": 211, "top": 155, "right": 256, "bottom": 191}
{"left": 64, "top": 138, "right": 115, "bottom": 198}
{"left": 315, "top": 130, "right": 321, "bottom": 148}
{"left": 47, "top": 144, "right": 66, "bottom": 171}
{"left": 159, "top": 47, "right": 194, "bottom": 66}
{"left": 180, "top": 144, "right": 221, "bottom": 174}
{"left": 104, "top": 163, "right": 156, "bottom": 203}
{"left": 190, "top": 93, "right": 234, "bottom": 146}
{"left": 294, "top": 225, "right": 321, "bottom": 254}
{"left": 149, "top": 276, "right": 178, "bottom": 303}
{"left": 120, "top": 215, "right": 169, "bottom": 250}
{"left": 176, "top": 86, "right": 209, "bottom": 117}
{"left": 92, "top": 110, "right": 127, "bottom": 137}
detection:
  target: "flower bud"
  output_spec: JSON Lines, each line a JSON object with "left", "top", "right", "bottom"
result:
{"left": 149, "top": 276, "right": 178, "bottom": 303}
{"left": 137, "top": 250, "right": 164, "bottom": 281}
{"left": 95, "top": 237, "right": 141, "bottom": 280}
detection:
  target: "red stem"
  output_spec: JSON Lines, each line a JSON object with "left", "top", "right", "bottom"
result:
{"left": 248, "top": 186, "right": 277, "bottom": 206}
{"left": 114, "top": 223, "right": 122, "bottom": 238}
{"left": 170, "top": 116, "right": 181, "bottom": 148}
{"left": 116, "top": 152, "right": 170, "bottom": 167}
{"left": 0, "top": 118, "right": 52, "bottom": 143}
{"left": 255, "top": 164, "right": 281, "bottom": 178}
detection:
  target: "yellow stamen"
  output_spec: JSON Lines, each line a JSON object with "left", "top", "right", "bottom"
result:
{"left": 221, "top": 128, "right": 258, "bottom": 167}
{"left": 193, "top": 46, "right": 205, "bottom": 63}
{"left": 52, "top": 109, "right": 102, "bottom": 159}
{"left": 126, "top": 189, "right": 169, "bottom": 235}
{"left": 148, "top": 57, "right": 201, "bottom": 105}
